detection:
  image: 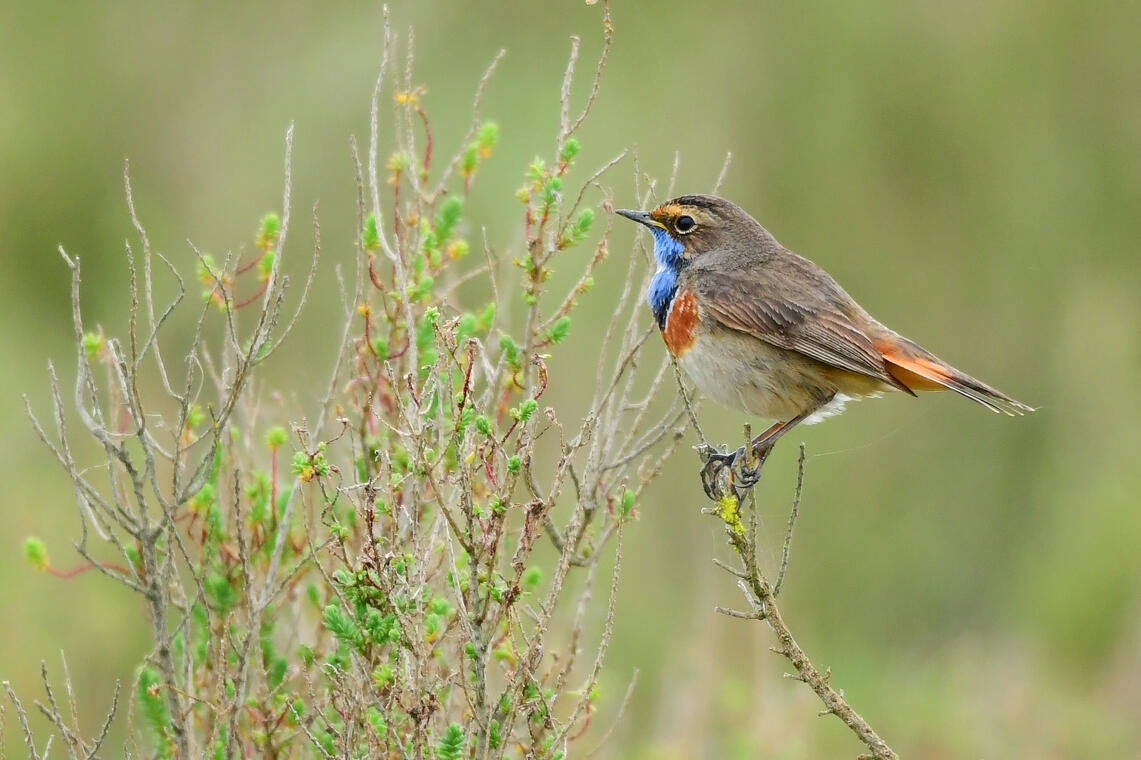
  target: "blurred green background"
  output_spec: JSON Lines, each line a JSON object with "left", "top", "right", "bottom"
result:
{"left": 3, "top": 1, "right": 1140, "bottom": 757}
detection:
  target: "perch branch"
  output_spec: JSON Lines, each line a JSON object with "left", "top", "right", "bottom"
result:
{"left": 702, "top": 433, "right": 898, "bottom": 760}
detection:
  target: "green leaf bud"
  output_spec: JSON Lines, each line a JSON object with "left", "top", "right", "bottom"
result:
{"left": 476, "top": 122, "right": 499, "bottom": 152}
{"left": 475, "top": 302, "right": 496, "bottom": 332}
{"left": 475, "top": 415, "right": 492, "bottom": 436}
{"left": 256, "top": 212, "right": 280, "bottom": 249}
{"left": 81, "top": 332, "right": 103, "bottom": 361}
{"left": 436, "top": 722, "right": 466, "bottom": 760}
{"left": 435, "top": 196, "right": 463, "bottom": 242}
{"left": 265, "top": 426, "right": 289, "bottom": 449}
{"left": 559, "top": 137, "right": 581, "bottom": 163}
{"left": 23, "top": 536, "right": 48, "bottom": 569}
{"left": 546, "top": 316, "right": 572, "bottom": 344}
{"left": 362, "top": 214, "right": 381, "bottom": 251}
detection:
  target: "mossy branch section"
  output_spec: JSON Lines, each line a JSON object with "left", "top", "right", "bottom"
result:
{"left": 706, "top": 439, "right": 899, "bottom": 760}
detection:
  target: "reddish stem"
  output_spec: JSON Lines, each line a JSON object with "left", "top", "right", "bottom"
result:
{"left": 481, "top": 448, "right": 498, "bottom": 487}
{"left": 362, "top": 313, "right": 377, "bottom": 357}
{"left": 385, "top": 332, "right": 410, "bottom": 360}
{"left": 236, "top": 247, "right": 268, "bottom": 275}
{"left": 569, "top": 709, "right": 593, "bottom": 741}
{"left": 500, "top": 420, "right": 520, "bottom": 445}
{"left": 462, "top": 347, "right": 476, "bottom": 403}
{"left": 368, "top": 256, "right": 386, "bottom": 291}
{"left": 47, "top": 561, "right": 131, "bottom": 579}
{"left": 416, "top": 104, "right": 433, "bottom": 174}
{"left": 235, "top": 279, "right": 269, "bottom": 309}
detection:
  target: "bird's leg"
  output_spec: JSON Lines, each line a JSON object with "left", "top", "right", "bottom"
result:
{"left": 727, "top": 421, "right": 785, "bottom": 490}
{"left": 731, "top": 413, "right": 810, "bottom": 491}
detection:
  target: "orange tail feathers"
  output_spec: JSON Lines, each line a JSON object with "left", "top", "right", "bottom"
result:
{"left": 874, "top": 335, "right": 1035, "bottom": 416}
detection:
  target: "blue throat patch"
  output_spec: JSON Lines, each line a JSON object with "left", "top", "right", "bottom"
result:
{"left": 647, "top": 227, "right": 684, "bottom": 329}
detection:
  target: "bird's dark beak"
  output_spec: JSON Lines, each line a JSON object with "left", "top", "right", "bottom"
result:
{"left": 616, "top": 208, "right": 662, "bottom": 230}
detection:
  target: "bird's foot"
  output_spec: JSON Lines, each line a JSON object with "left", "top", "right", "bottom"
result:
{"left": 696, "top": 444, "right": 738, "bottom": 500}
{"left": 696, "top": 441, "right": 771, "bottom": 500}
{"left": 734, "top": 447, "right": 765, "bottom": 491}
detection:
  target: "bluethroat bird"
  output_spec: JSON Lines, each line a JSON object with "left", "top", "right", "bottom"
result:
{"left": 617, "top": 195, "right": 1033, "bottom": 495}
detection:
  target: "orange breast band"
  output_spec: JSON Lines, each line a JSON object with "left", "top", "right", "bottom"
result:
{"left": 662, "top": 288, "right": 699, "bottom": 357}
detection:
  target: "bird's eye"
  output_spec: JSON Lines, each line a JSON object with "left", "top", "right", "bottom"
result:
{"left": 675, "top": 215, "right": 696, "bottom": 233}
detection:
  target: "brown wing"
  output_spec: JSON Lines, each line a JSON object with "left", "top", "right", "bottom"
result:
{"left": 693, "top": 271, "right": 914, "bottom": 394}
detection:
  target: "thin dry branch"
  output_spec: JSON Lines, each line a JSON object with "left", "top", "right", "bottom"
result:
{"left": 559, "top": 0, "right": 613, "bottom": 142}
{"left": 3, "top": 682, "right": 46, "bottom": 760}
{"left": 32, "top": 656, "right": 119, "bottom": 760}
{"left": 774, "top": 443, "right": 806, "bottom": 598}
{"left": 711, "top": 150, "right": 733, "bottom": 195}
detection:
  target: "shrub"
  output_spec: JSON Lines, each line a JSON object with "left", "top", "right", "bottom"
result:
{"left": 16, "top": 5, "right": 688, "bottom": 758}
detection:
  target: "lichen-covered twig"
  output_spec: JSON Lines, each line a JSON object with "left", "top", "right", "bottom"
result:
{"left": 700, "top": 432, "right": 899, "bottom": 760}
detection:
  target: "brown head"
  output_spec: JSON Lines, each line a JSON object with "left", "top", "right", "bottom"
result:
{"left": 616, "top": 194, "right": 781, "bottom": 267}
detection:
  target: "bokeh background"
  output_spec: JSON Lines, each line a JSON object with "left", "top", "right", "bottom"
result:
{"left": 3, "top": 1, "right": 1140, "bottom": 757}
